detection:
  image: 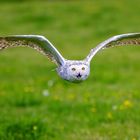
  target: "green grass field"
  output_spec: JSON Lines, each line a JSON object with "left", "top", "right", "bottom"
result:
{"left": 0, "top": 0, "right": 140, "bottom": 139}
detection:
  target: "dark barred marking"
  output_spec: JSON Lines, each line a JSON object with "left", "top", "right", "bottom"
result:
{"left": 106, "top": 38, "right": 140, "bottom": 48}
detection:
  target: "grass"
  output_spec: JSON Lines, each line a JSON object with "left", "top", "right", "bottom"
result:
{"left": 0, "top": 0, "right": 140, "bottom": 139}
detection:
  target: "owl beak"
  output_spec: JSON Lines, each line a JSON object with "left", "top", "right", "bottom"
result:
{"left": 76, "top": 73, "right": 82, "bottom": 78}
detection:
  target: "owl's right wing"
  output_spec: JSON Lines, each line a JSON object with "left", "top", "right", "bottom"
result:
{"left": 86, "top": 33, "right": 140, "bottom": 62}
{"left": 0, "top": 35, "right": 65, "bottom": 66}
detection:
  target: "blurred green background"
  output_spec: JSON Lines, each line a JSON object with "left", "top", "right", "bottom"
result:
{"left": 0, "top": 0, "right": 140, "bottom": 139}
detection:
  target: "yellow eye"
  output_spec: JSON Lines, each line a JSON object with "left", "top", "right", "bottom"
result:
{"left": 72, "top": 68, "right": 76, "bottom": 71}
{"left": 82, "top": 67, "right": 85, "bottom": 70}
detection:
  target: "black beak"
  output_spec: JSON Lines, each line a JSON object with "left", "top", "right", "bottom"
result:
{"left": 76, "top": 73, "right": 82, "bottom": 78}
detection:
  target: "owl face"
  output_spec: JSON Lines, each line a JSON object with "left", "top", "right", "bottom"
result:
{"left": 57, "top": 61, "right": 90, "bottom": 82}
{"left": 65, "top": 63, "right": 90, "bottom": 82}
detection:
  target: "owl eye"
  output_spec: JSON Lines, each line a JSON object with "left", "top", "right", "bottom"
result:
{"left": 72, "top": 68, "right": 76, "bottom": 71}
{"left": 82, "top": 67, "right": 85, "bottom": 70}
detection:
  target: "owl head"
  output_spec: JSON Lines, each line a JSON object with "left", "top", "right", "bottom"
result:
{"left": 57, "top": 61, "right": 90, "bottom": 82}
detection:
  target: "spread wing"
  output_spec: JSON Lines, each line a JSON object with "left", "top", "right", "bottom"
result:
{"left": 86, "top": 33, "right": 140, "bottom": 62}
{"left": 0, "top": 35, "right": 65, "bottom": 66}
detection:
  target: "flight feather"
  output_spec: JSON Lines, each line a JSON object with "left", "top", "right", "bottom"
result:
{"left": 0, "top": 35, "right": 65, "bottom": 65}
{"left": 86, "top": 33, "right": 140, "bottom": 62}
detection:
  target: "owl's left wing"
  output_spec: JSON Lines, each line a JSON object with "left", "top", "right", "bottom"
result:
{"left": 86, "top": 33, "right": 140, "bottom": 62}
{"left": 0, "top": 35, "right": 65, "bottom": 66}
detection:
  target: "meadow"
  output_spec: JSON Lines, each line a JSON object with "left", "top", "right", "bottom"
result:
{"left": 0, "top": 0, "right": 140, "bottom": 139}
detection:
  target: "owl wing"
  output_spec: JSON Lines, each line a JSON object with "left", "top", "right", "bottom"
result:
{"left": 0, "top": 35, "right": 65, "bottom": 66}
{"left": 86, "top": 33, "right": 140, "bottom": 62}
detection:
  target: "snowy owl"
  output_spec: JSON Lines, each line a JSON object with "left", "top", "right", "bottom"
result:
{"left": 0, "top": 33, "right": 140, "bottom": 83}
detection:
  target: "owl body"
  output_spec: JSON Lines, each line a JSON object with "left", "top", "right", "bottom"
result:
{"left": 57, "top": 60, "right": 90, "bottom": 82}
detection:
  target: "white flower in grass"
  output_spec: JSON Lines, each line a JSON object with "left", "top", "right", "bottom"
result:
{"left": 42, "top": 89, "right": 50, "bottom": 97}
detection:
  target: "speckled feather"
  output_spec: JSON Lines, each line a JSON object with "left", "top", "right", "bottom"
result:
{"left": 86, "top": 33, "right": 140, "bottom": 62}
{"left": 0, "top": 35, "right": 65, "bottom": 65}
